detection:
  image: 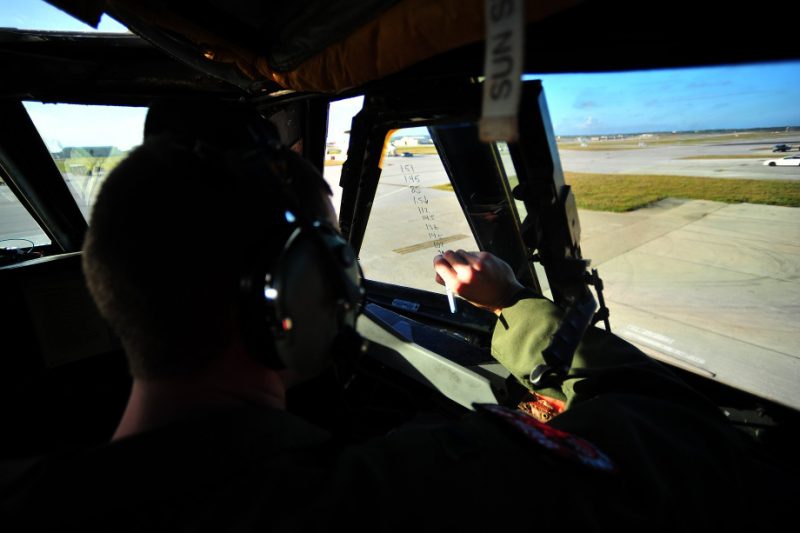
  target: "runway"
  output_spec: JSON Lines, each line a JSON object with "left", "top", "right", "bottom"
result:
{"left": 559, "top": 137, "right": 800, "bottom": 180}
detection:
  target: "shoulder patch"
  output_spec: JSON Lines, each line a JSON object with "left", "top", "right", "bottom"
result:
{"left": 517, "top": 391, "right": 566, "bottom": 422}
{"left": 474, "top": 403, "right": 615, "bottom": 473}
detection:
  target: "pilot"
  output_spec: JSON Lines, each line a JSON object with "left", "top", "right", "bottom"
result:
{"left": 3, "top": 105, "right": 788, "bottom": 531}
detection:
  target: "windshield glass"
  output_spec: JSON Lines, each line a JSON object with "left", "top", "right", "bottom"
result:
{"left": 23, "top": 102, "right": 147, "bottom": 221}
{"left": 525, "top": 61, "right": 800, "bottom": 409}
{"left": 0, "top": 181, "right": 51, "bottom": 249}
{"left": 359, "top": 127, "right": 479, "bottom": 293}
{"left": 0, "top": 0, "right": 128, "bottom": 32}
{"left": 323, "top": 96, "right": 364, "bottom": 215}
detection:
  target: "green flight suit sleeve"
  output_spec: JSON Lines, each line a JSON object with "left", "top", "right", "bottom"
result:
{"left": 491, "top": 296, "right": 710, "bottom": 409}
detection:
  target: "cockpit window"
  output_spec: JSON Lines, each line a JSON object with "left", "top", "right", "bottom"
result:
{"left": 23, "top": 102, "right": 147, "bottom": 221}
{"left": 359, "top": 127, "right": 479, "bottom": 294}
{"left": 528, "top": 62, "right": 800, "bottom": 408}
{"left": 324, "top": 96, "right": 364, "bottom": 216}
{"left": 495, "top": 140, "right": 550, "bottom": 294}
{"left": 0, "top": 1, "right": 128, "bottom": 32}
{"left": 0, "top": 183, "right": 51, "bottom": 248}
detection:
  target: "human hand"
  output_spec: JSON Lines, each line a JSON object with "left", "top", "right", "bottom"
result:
{"left": 433, "top": 250, "right": 525, "bottom": 315}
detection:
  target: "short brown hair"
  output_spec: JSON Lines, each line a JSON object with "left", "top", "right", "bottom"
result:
{"left": 83, "top": 129, "right": 331, "bottom": 379}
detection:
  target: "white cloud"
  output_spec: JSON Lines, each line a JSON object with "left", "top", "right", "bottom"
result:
{"left": 579, "top": 116, "right": 598, "bottom": 129}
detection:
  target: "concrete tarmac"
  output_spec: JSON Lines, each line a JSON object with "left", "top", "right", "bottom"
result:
{"left": 579, "top": 200, "right": 800, "bottom": 410}
{"left": 558, "top": 135, "right": 800, "bottom": 180}
{"left": 0, "top": 184, "right": 51, "bottom": 245}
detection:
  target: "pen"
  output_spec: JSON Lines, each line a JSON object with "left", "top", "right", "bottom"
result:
{"left": 445, "top": 282, "right": 456, "bottom": 314}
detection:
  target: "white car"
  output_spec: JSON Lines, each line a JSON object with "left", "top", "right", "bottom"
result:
{"left": 763, "top": 155, "right": 800, "bottom": 166}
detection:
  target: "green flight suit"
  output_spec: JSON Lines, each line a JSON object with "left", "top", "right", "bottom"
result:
{"left": 491, "top": 294, "right": 715, "bottom": 408}
{"left": 0, "top": 297, "right": 790, "bottom": 531}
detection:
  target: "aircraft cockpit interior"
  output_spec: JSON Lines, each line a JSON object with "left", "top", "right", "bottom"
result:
{"left": 0, "top": 0, "right": 798, "bottom": 470}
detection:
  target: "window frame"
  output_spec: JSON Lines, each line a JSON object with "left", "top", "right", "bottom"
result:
{"left": 338, "top": 79, "right": 589, "bottom": 313}
{"left": 0, "top": 100, "right": 87, "bottom": 253}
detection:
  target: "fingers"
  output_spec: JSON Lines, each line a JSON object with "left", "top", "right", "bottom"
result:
{"left": 436, "top": 250, "right": 485, "bottom": 283}
{"left": 433, "top": 250, "right": 524, "bottom": 313}
{"left": 443, "top": 250, "right": 479, "bottom": 280}
{"left": 443, "top": 250, "right": 469, "bottom": 267}
{"left": 433, "top": 254, "right": 458, "bottom": 287}
{"left": 454, "top": 249, "right": 482, "bottom": 269}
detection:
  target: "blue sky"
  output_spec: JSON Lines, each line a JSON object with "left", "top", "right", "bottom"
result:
{"left": 528, "top": 63, "right": 800, "bottom": 136}
{"left": 0, "top": 0, "right": 127, "bottom": 32}
{"left": 330, "top": 62, "right": 800, "bottom": 139}
{"left": 4, "top": 1, "right": 799, "bottom": 143}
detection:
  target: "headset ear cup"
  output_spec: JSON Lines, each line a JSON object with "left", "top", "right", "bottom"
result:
{"left": 272, "top": 234, "right": 341, "bottom": 376}
{"left": 239, "top": 263, "right": 283, "bottom": 370}
{"left": 240, "top": 220, "right": 362, "bottom": 374}
{"left": 319, "top": 230, "right": 362, "bottom": 328}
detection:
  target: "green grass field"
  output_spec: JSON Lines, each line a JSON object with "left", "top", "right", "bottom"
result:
{"left": 565, "top": 172, "right": 800, "bottom": 212}
{"left": 439, "top": 173, "right": 800, "bottom": 212}
{"left": 53, "top": 155, "right": 127, "bottom": 175}
{"left": 393, "top": 145, "right": 438, "bottom": 155}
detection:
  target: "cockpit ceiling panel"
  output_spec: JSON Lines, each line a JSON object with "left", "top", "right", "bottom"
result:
{"left": 45, "top": 0, "right": 800, "bottom": 95}
{"left": 46, "top": 0, "right": 580, "bottom": 92}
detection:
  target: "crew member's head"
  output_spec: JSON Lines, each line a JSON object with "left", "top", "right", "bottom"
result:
{"left": 82, "top": 103, "right": 355, "bottom": 382}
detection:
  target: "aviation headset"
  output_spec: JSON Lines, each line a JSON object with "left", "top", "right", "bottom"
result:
{"left": 152, "top": 104, "right": 364, "bottom": 376}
